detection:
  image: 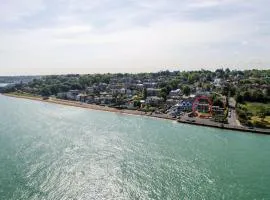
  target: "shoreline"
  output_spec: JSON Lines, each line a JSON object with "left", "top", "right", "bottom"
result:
{"left": 2, "top": 93, "right": 270, "bottom": 135}
{"left": 2, "top": 93, "right": 175, "bottom": 121}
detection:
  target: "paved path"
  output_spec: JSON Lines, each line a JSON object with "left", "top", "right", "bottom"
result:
{"left": 228, "top": 109, "right": 242, "bottom": 127}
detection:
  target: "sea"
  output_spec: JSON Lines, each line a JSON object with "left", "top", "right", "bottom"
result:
{"left": 0, "top": 94, "right": 270, "bottom": 200}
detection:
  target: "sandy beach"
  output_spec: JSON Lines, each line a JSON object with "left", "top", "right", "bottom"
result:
{"left": 3, "top": 93, "right": 270, "bottom": 134}
{"left": 3, "top": 93, "right": 174, "bottom": 121}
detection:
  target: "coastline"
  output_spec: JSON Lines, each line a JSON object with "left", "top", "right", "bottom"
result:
{"left": 2, "top": 93, "right": 175, "bottom": 121}
{"left": 2, "top": 93, "right": 270, "bottom": 135}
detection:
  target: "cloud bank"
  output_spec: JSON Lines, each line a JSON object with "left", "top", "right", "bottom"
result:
{"left": 0, "top": 0, "right": 269, "bottom": 75}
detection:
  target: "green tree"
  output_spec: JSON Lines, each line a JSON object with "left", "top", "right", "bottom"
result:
{"left": 183, "top": 86, "right": 191, "bottom": 96}
{"left": 236, "top": 92, "right": 243, "bottom": 103}
{"left": 258, "top": 107, "right": 266, "bottom": 121}
{"left": 40, "top": 87, "right": 51, "bottom": 97}
{"left": 143, "top": 88, "right": 147, "bottom": 100}
{"left": 160, "top": 88, "right": 168, "bottom": 101}
{"left": 213, "top": 98, "right": 224, "bottom": 108}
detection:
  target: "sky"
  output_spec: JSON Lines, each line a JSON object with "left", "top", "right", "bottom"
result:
{"left": 0, "top": 0, "right": 269, "bottom": 75}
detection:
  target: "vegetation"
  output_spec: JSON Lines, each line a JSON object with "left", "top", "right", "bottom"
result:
{"left": 2, "top": 68, "right": 269, "bottom": 129}
{"left": 237, "top": 102, "right": 270, "bottom": 128}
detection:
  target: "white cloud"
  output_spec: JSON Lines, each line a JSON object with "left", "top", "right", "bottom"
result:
{"left": 0, "top": 0, "right": 269, "bottom": 75}
{"left": 187, "top": 0, "right": 243, "bottom": 8}
{"left": 0, "top": 0, "right": 45, "bottom": 22}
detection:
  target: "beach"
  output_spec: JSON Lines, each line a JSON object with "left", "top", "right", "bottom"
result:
{"left": 3, "top": 93, "right": 174, "bottom": 120}
{"left": 3, "top": 93, "right": 270, "bottom": 134}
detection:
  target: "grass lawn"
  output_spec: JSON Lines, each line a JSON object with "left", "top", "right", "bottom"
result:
{"left": 251, "top": 116, "right": 270, "bottom": 128}
{"left": 244, "top": 102, "right": 270, "bottom": 115}
{"left": 241, "top": 102, "right": 270, "bottom": 128}
{"left": 10, "top": 91, "right": 39, "bottom": 97}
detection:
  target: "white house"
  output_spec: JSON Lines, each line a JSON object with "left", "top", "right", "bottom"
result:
{"left": 120, "top": 88, "right": 126, "bottom": 94}
{"left": 169, "top": 89, "right": 181, "bottom": 96}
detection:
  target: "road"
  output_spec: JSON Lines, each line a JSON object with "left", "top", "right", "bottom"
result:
{"left": 228, "top": 109, "right": 242, "bottom": 127}
{"left": 228, "top": 97, "right": 236, "bottom": 108}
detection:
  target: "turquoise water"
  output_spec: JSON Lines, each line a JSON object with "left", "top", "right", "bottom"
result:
{"left": 0, "top": 95, "right": 270, "bottom": 200}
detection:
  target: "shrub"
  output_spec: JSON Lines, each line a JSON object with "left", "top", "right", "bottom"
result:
{"left": 253, "top": 121, "right": 266, "bottom": 128}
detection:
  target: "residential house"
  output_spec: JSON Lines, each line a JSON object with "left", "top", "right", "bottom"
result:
{"left": 126, "top": 89, "right": 132, "bottom": 96}
{"left": 146, "top": 88, "right": 161, "bottom": 97}
{"left": 98, "top": 83, "right": 108, "bottom": 92}
{"left": 197, "top": 103, "right": 210, "bottom": 113}
{"left": 86, "top": 87, "right": 94, "bottom": 94}
{"left": 100, "top": 94, "right": 113, "bottom": 105}
{"left": 76, "top": 94, "right": 87, "bottom": 102}
{"left": 169, "top": 89, "right": 181, "bottom": 96}
{"left": 178, "top": 99, "right": 193, "bottom": 111}
{"left": 166, "top": 99, "right": 179, "bottom": 106}
{"left": 143, "top": 82, "right": 157, "bottom": 88}
{"left": 135, "top": 84, "right": 144, "bottom": 90}
{"left": 168, "top": 89, "right": 182, "bottom": 99}
{"left": 146, "top": 96, "right": 163, "bottom": 106}
{"left": 212, "top": 106, "right": 225, "bottom": 115}
{"left": 120, "top": 88, "right": 126, "bottom": 94}
{"left": 66, "top": 90, "right": 80, "bottom": 100}
{"left": 86, "top": 95, "right": 95, "bottom": 103}
{"left": 213, "top": 78, "right": 223, "bottom": 88}
{"left": 94, "top": 96, "right": 101, "bottom": 104}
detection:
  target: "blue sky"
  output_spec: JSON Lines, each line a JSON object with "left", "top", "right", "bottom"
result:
{"left": 0, "top": 0, "right": 269, "bottom": 75}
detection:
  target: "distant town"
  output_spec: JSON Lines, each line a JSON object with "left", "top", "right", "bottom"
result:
{"left": 1, "top": 69, "right": 269, "bottom": 131}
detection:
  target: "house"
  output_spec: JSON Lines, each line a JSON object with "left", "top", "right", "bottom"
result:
{"left": 169, "top": 89, "right": 181, "bottom": 97}
{"left": 100, "top": 95, "right": 113, "bottom": 105}
{"left": 197, "top": 103, "right": 210, "bottom": 113}
{"left": 212, "top": 106, "right": 225, "bottom": 122}
{"left": 66, "top": 90, "right": 80, "bottom": 100}
{"left": 212, "top": 106, "right": 224, "bottom": 115}
{"left": 86, "top": 87, "right": 94, "bottom": 94}
{"left": 143, "top": 82, "right": 157, "bottom": 88}
{"left": 94, "top": 96, "right": 101, "bottom": 104}
{"left": 178, "top": 99, "right": 193, "bottom": 111}
{"left": 168, "top": 89, "right": 182, "bottom": 99}
{"left": 126, "top": 89, "right": 132, "bottom": 96}
{"left": 167, "top": 104, "right": 182, "bottom": 116}
{"left": 166, "top": 99, "right": 179, "bottom": 106}
{"left": 86, "top": 95, "right": 94, "bottom": 103}
{"left": 111, "top": 89, "right": 119, "bottom": 95}
{"left": 136, "top": 84, "right": 144, "bottom": 90}
{"left": 98, "top": 83, "right": 108, "bottom": 92}
{"left": 146, "top": 88, "right": 161, "bottom": 97}
{"left": 120, "top": 88, "right": 126, "bottom": 94}
{"left": 213, "top": 78, "right": 223, "bottom": 88}
{"left": 76, "top": 94, "right": 87, "bottom": 102}
{"left": 195, "top": 87, "right": 204, "bottom": 95}
{"left": 146, "top": 96, "right": 163, "bottom": 106}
